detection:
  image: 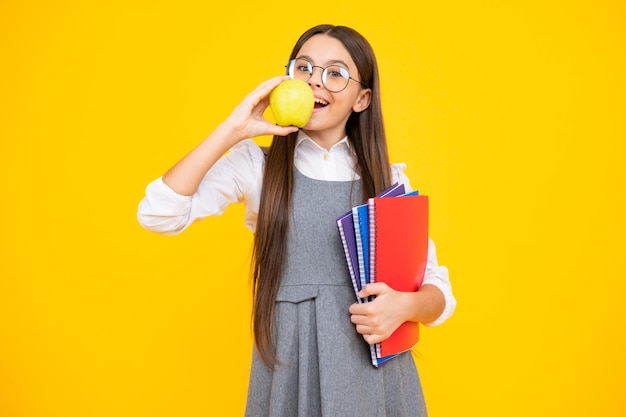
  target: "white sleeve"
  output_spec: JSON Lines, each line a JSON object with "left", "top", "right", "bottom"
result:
{"left": 391, "top": 163, "right": 412, "bottom": 192}
{"left": 422, "top": 238, "right": 457, "bottom": 326}
{"left": 136, "top": 139, "right": 264, "bottom": 235}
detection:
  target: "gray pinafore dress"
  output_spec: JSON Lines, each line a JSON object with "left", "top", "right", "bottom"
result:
{"left": 245, "top": 169, "right": 427, "bottom": 417}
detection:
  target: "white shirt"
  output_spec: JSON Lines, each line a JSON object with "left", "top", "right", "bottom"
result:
{"left": 138, "top": 131, "right": 456, "bottom": 325}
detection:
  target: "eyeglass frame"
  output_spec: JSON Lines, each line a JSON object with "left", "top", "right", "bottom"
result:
{"left": 285, "top": 58, "right": 369, "bottom": 92}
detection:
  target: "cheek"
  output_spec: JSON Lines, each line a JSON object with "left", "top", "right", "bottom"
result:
{"left": 332, "top": 101, "right": 357, "bottom": 119}
{"left": 333, "top": 92, "right": 359, "bottom": 110}
{"left": 342, "top": 89, "right": 365, "bottom": 110}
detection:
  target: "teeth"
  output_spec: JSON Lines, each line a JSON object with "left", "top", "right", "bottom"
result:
{"left": 314, "top": 98, "right": 329, "bottom": 106}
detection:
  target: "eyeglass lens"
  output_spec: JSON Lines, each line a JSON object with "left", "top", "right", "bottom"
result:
{"left": 288, "top": 58, "right": 351, "bottom": 92}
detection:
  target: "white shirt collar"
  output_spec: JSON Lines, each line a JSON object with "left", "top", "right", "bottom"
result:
{"left": 293, "top": 130, "right": 357, "bottom": 181}
{"left": 295, "top": 130, "right": 351, "bottom": 152}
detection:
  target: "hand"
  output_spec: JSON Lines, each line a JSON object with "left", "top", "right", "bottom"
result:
{"left": 223, "top": 76, "right": 300, "bottom": 140}
{"left": 349, "top": 283, "right": 412, "bottom": 345}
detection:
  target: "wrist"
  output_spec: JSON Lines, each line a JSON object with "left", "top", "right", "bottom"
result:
{"left": 214, "top": 120, "right": 247, "bottom": 148}
{"left": 409, "top": 284, "right": 446, "bottom": 324}
{"left": 399, "top": 291, "right": 422, "bottom": 324}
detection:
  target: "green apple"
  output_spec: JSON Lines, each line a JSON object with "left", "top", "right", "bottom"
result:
{"left": 269, "top": 79, "right": 314, "bottom": 127}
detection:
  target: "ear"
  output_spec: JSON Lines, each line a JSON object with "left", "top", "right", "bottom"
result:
{"left": 352, "top": 88, "right": 372, "bottom": 113}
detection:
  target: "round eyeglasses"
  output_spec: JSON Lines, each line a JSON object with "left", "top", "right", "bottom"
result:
{"left": 286, "top": 58, "right": 368, "bottom": 93}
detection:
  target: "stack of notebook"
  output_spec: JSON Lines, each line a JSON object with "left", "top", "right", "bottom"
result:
{"left": 336, "top": 183, "right": 429, "bottom": 367}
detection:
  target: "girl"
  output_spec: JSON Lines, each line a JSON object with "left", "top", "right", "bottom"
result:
{"left": 138, "top": 24, "right": 455, "bottom": 417}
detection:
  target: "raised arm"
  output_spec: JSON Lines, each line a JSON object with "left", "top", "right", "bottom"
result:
{"left": 162, "top": 76, "right": 298, "bottom": 196}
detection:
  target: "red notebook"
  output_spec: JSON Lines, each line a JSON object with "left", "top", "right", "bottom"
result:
{"left": 367, "top": 194, "right": 429, "bottom": 358}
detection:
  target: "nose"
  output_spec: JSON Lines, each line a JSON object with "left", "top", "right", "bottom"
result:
{"left": 308, "top": 65, "right": 324, "bottom": 88}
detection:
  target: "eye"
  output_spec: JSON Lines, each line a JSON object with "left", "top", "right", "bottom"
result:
{"left": 293, "top": 59, "right": 312, "bottom": 74}
{"left": 296, "top": 65, "right": 311, "bottom": 73}
{"left": 327, "top": 66, "right": 350, "bottom": 79}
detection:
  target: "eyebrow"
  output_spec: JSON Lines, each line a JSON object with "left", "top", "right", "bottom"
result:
{"left": 296, "top": 55, "right": 351, "bottom": 68}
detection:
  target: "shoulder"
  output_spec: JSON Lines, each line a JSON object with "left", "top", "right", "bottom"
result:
{"left": 227, "top": 139, "right": 266, "bottom": 169}
{"left": 390, "top": 162, "right": 412, "bottom": 191}
{"left": 230, "top": 138, "right": 264, "bottom": 159}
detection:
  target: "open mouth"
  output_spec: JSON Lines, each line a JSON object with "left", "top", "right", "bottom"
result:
{"left": 314, "top": 97, "right": 329, "bottom": 109}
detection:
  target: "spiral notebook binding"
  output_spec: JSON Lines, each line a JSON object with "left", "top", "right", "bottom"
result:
{"left": 368, "top": 197, "right": 377, "bottom": 288}
{"left": 352, "top": 206, "right": 367, "bottom": 294}
{"left": 337, "top": 217, "right": 363, "bottom": 304}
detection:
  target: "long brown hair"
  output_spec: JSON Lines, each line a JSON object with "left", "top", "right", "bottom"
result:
{"left": 251, "top": 24, "right": 392, "bottom": 367}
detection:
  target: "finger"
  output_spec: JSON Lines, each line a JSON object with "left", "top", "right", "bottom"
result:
{"left": 266, "top": 125, "right": 299, "bottom": 137}
{"left": 355, "top": 324, "right": 372, "bottom": 335}
{"left": 363, "top": 333, "right": 382, "bottom": 345}
{"left": 353, "top": 325, "right": 380, "bottom": 343}
{"left": 350, "top": 313, "right": 366, "bottom": 325}
{"left": 358, "top": 282, "right": 387, "bottom": 299}
{"left": 349, "top": 301, "right": 372, "bottom": 316}
{"left": 348, "top": 302, "right": 362, "bottom": 315}
{"left": 248, "top": 75, "right": 291, "bottom": 101}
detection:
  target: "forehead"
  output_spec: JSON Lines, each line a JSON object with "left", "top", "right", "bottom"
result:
{"left": 296, "top": 34, "right": 356, "bottom": 69}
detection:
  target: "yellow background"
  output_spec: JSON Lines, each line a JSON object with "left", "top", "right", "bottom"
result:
{"left": 1, "top": 1, "right": 625, "bottom": 416}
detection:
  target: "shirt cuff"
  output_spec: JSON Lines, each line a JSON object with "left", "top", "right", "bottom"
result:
{"left": 422, "top": 266, "right": 457, "bottom": 327}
